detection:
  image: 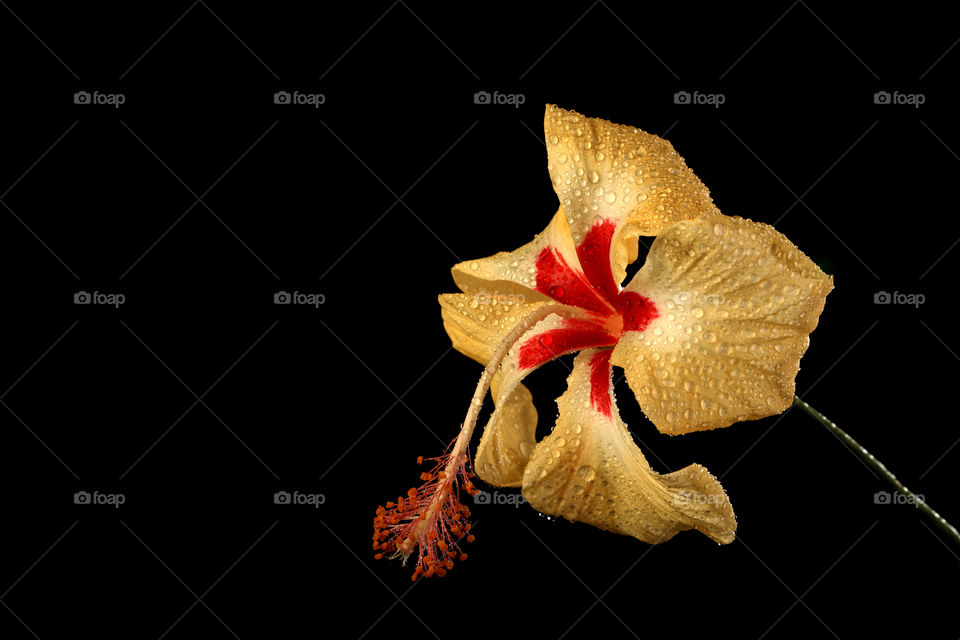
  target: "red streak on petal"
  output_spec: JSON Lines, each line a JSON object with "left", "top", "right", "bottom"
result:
{"left": 517, "top": 319, "right": 617, "bottom": 370}
{"left": 576, "top": 220, "right": 619, "bottom": 304}
{"left": 588, "top": 349, "right": 614, "bottom": 418}
{"left": 535, "top": 247, "right": 612, "bottom": 315}
{"left": 615, "top": 291, "right": 658, "bottom": 333}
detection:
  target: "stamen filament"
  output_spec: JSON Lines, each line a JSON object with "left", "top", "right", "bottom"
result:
{"left": 448, "top": 305, "right": 559, "bottom": 476}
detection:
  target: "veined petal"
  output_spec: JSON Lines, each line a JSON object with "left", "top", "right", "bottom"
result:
{"left": 545, "top": 104, "right": 720, "bottom": 295}
{"left": 439, "top": 293, "right": 556, "bottom": 366}
{"left": 612, "top": 215, "right": 834, "bottom": 435}
{"left": 475, "top": 312, "right": 619, "bottom": 487}
{"left": 521, "top": 349, "right": 736, "bottom": 544}
{"left": 451, "top": 207, "right": 614, "bottom": 315}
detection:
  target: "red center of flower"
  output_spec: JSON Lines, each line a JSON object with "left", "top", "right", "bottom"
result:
{"left": 519, "top": 219, "right": 659, "bottom": 415}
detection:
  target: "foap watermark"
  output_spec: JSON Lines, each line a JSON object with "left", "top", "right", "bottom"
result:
{"left": 874, "top": 491, "right": 924, "bottom": 507}
{"left": 74, "top": 90, "right": 125, "bottom": 108}
{"left": 274, "top": 291, "right": 326, "bottom": 308}
{"left": 674, "top": 90, "right": 725, "bottom": 108}
{"left": 474, "top": 491, "right": 526, "bottom": 507}
{"left": 474, "top": 290, "right": 525, "bottom": 306}
{"left": 673, "top": 491, "right": 727, "bottom": 506}
{"left": 873, "top": 90, "right": 925, "bottom": 108}
{"left": 74, "top": 291, "right": 125, "bottom": 308}
{"left": 274, "top": 90, "right": 326, "bottom": 108}
{"left": 473, "top": 90, "right": 525, "bottom": 108}
{"left": 74, "top": 490, "right": 125, "bottom": 508}
{"left": 673, "top": 290, "right": 725, "bottom": 307}
{"left": 874, "top": 291, "right": 925, "bottom": 307}
{"left": 274, "top": 490, "right": 326, "bottom": 508}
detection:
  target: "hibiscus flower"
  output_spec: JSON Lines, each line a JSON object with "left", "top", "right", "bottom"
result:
{"left": 373, "top": 105, "right": 833, "bottom": 580}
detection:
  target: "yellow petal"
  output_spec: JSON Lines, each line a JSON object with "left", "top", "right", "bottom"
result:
{"left": 612, "top": 214, "right": 834, "bottom": 434}
{"left": 450, "top": 207, "right": 574, "bottom": 294}
{"left": 521, "top": 349, "right": 736, "bottom": 544}
{"left": 449, "top": 207, "right": 615, "bottom": 315}
{"left": 439, "top": 293, "right": 555, "bottom": 365}
{"left": 545, "top": 104, "right": 720, "bottom": 288}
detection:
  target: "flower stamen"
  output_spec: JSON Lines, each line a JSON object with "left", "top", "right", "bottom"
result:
{"left": 373, "top": 445, "right": 476, "bottom": 578}
{"left": 374, "top": 305, "right": 559, "bottom": 578}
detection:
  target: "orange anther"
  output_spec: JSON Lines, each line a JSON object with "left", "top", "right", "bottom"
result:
{"left": 437, "top": 540, "right": 448, "bottom": 551}
{"left": 417, "top": 456, "right": 424, "bottom": 465}
{"left": 459, "top": 553, "right": 468, "bottom": 561}
{"left": 467, "top": 534, "right": 476, "bottom": 543}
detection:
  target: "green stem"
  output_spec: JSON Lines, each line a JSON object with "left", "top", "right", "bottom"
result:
{"left": 793, "top": 396, "right": 960, "bottom": 546}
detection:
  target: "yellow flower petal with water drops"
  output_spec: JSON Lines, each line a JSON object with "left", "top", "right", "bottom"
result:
{"left": 545, "top": 104, "right": 721, "bottom": 288}
{"left": 449, "top": 207, "right": 607, "bottom": 310}
{"left": 521, "top": 349, "right": 736, "bottom": 544}
{"left": 612, "top": 214, "right": 834, "bottom": 435}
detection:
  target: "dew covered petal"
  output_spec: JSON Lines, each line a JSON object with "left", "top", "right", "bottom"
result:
{"left": 521, "top": 349, "right": 736, "bottom": 544}
{"left": 612, "top": 215, "right": 834, "bottom": 434}
{"left": 545, "top": 104, "right": 720, "bottom": 288}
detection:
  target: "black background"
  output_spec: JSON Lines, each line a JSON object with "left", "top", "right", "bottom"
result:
{"left": 1, "top": 2, "right": 958, "bottom": 638}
